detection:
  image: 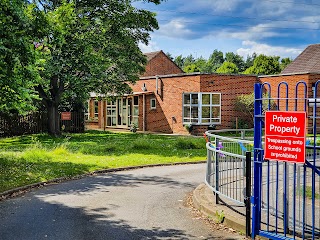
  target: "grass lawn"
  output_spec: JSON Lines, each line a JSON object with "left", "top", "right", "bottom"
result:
{"left": 0, "top": 131, "right": 206, "bottom": 193}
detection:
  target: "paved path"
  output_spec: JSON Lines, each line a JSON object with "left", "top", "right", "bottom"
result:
{"left": 0, "top": 164, "right": 244, "bottom": 240}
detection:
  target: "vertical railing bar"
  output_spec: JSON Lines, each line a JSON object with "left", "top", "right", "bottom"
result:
{"left": 215, "top": 137, "right": 219, "bottom": 204}
{"left": 245, "top": 151, "right": 251, "bottom": 238}
{"left": 278, "top": 81, "right": 290, "bottom": 236}
{"left": 293, "top": 164, "right": 297, "bottom": 239}
{"left": 294, "top": 81, "right": 307, "bottom": 238}
{"left": 267, "top": 160, "right": 270, "bottom": 231}
{"left": 252, "top": 82, "right": 265, "bottom": 239}
{"left": 311, "top": 80, "right": 320, "bottom": 240}
{"left": 207, "top": 146, "right": 212, "bottom": 185}
{"left": 276, "top": 161, "right": 279, "bottom": 234}
{"left": 302, "top": 165, "right": 306, "bottom": 239}
{"left": 236, "top": 154, "right": 238, "bottom": 201}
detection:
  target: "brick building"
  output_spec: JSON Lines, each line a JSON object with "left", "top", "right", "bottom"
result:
{"left": 86, "top": 50, "right": 259, "bottom": 134}
{"left": 86, "top": 44, "right": 320, "bottom": 135}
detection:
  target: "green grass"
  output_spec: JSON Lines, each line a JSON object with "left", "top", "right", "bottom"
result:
{"left": 0, "top": 131, "right": 206, "bottom": 193}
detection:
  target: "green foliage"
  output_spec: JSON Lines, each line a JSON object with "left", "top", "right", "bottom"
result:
{"left": 0, "top": 132, "right": 206, "bottom": 192}
{"left": 183, "top": 63, "right": 200, "bottom": 73}
{"left": 207, "top": 49, "right": 224, "bottom": 72}
{"left": 216, "top": 61, "right": 239, "bottom": 74}
{"left": 24, "top": 0, "right": 161, "bottom": 135}
{"left": 235, "top": 92, "right": 273, "bottom": 127}
{"left": 0, "top": 0, "right": 38, "bottom": 114}
{"left": 171, "top": 50, "right": 289, "bottom": 75}
{"left": 280, "top": 57, "right": 292, "bottom": 71}
{"left": 244, "top": 54, "right": 281, "bottom": 75}
{"left": 225, "top": 52, "right": 245, "bottom": 72}
{"left": 215, "top": 210, "right": 225, "bottom": 223}
{"left": 174, "top": 55, "right": 185, "bottom": 68}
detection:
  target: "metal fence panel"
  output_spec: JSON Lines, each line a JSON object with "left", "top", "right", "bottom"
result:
{"left": 253, "top": 81, "right": 320, "bottom": 240}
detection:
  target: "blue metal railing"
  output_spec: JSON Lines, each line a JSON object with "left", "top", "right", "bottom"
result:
{"left": 253, "top": 81, "right": 320, "bottom": 240}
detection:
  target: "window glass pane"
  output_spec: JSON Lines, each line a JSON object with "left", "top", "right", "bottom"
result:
{"left": 191, "top": 107, "right": 198, "bottom": 118}
{"left": 191, "top": 118, "right": 198, "bottom": 123}
{"left": 211, "top": 118, "right": 220, "bottom": 123}
{"left": 202, "top": 94, "right": 210, "bottom": 105}
{"left": 183, "top": 107, "right": 190, "bottom": 117}
{"left": 112, "top": 117, "right": 116, "bottom": 126}
{"left": 133, "top": 106, "right": 139, "bottom": 116}
{"left": 202, "top": 106, "right": 210, "bottom": 118}
{"left": 134, "top": 96, "right": 139, "bottom": 105}
{"left": 107, "top": 117, "right": 111, "bottom": 126}
{"left": 151, "top": 99, "right": 156, "bottom": 108}
{"left": 202, "top": 119, "right": 210, "bottom": 123}
{"left": 183, "top": 94, "right": 190, "bottom": 104}
{"left": 191, "top": 94, "right": 198, "bottom": 104}
{"left": 183, "top": 118, "right": 190, "bottom": 123}
{"left": 212, "top": 94, "right": 220, "bottom": 105}
{"left": 133, "top": 117, "right": 138, "bottom": 125}
{"left": 212, "top": 106, "right": 220, "bottom": 118}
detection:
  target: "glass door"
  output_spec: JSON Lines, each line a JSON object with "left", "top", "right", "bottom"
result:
{"left": 117, "top": 98, "right": 128, "bottom": 127}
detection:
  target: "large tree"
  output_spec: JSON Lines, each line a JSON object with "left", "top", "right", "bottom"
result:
{"left": 0, "top": 0, "right": 38, "bottom": 114}
{"left": 225, "top": 52, "right": 245, "bottom": 73}
{"left": 216, "top": 61, "right": 239, "bottom": 74}
{"left": 244, "top": 54, "right": 281, "bottom": 75}
{"left": 207, "top": 49, "right": 224, "bottom": 72}
{"left": 26, "top": 0, "right": 161, "bottom": 136}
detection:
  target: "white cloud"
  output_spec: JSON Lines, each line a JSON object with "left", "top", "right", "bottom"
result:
{"left": 139, "top": 40, "right": 160, "bottom": 53}
{"left": 158, "top": 18, "right": 195, "bottom": 39}
{"left": 237, "top": 41, "right": 303, "bottom": 58}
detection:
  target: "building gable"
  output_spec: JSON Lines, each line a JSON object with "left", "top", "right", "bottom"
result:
{"left": 142, "top": 50, "right": 184, "bottom": 77}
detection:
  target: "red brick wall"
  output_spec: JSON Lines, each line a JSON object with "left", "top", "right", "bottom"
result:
{"left": 142, "top": 51, "right": 183, "bottom": 77}
{"left": 131, "top": 74, "right": 201, "bottom": 134}
{"left": 200, "top": 74, "right": 259, "bottom": 129}
{"left": 131, "top": 74, "right": 258, "bottom": 135}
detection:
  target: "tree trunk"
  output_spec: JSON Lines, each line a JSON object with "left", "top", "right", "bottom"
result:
{"left": 47, "top": 103, "right": 61, "bottom": 136}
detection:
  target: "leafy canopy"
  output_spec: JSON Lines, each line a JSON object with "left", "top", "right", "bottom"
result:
{"left": 0, "top": 0, "right": 38, "bottom": 113}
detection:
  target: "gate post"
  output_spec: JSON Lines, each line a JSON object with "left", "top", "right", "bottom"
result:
{"left": 245, "top": 151, "right": 252, "bottom": 238}
{"left": 252, "top": 83, "right": 264, "bottom": 239}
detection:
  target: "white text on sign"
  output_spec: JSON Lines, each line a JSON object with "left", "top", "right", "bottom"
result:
{"left": 269, "top": 114, "right": 300, "bottom": 135}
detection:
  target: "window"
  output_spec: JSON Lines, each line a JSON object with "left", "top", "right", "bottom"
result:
{"left": 150, "top": 98, "right": 156, "bottom": 109}
{"left": 106, "top": 100, "right": 116, "bottom": 126}
{"left": 132, "top": 96, "right": 139, "bottom": 125}
{"left": 94, "top": 100, "right": 99, "bottom": 119}
{"left": 85, "top": 100, "right": 89, "bottom": 120}
{"left": 183, "top": 93, "right": 221, "bottom": 124}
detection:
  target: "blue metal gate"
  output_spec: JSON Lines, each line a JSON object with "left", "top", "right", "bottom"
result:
{"left": 253, "top": 81, "right": 320, "bottom": 239}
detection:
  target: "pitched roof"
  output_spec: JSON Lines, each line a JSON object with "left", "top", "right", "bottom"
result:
{"left": 281, "top": 44, "right": 320, "bottom": 74}
{"left": 144, "top": 51, "right": 162, "bottom": 62}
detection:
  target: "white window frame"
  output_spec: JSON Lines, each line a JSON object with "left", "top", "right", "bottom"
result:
{"left": 150, "top": 98, "right": 156, "bottom": 109}
{"left": 94, "top": 100, "right": 99, "bottom": 120}
{"left": 182, "top": 92, "right": 221, "bottom": 125}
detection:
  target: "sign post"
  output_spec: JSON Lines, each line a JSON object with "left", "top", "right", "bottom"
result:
{"left": 264, "top": 111, "right": 306, "bottom": 164}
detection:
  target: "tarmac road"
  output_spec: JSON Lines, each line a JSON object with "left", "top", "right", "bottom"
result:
{"left": 0, "top": 164, "right": 244, "bottom": 240}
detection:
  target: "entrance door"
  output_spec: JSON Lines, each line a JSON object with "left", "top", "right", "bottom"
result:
{"left": 106, "top": 97, "right": 139, "bottom": 128}
{"left": 117, "top": 98, "right": 128, "bottom": 127}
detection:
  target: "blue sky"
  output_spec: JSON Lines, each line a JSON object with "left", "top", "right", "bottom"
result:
{"left": 133, "top": 0, "right": 320, "bottom": 60}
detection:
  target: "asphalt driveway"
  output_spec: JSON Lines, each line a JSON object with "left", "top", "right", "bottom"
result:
{"left": 0, "top": 164, "right": 243, "bottom": 240}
